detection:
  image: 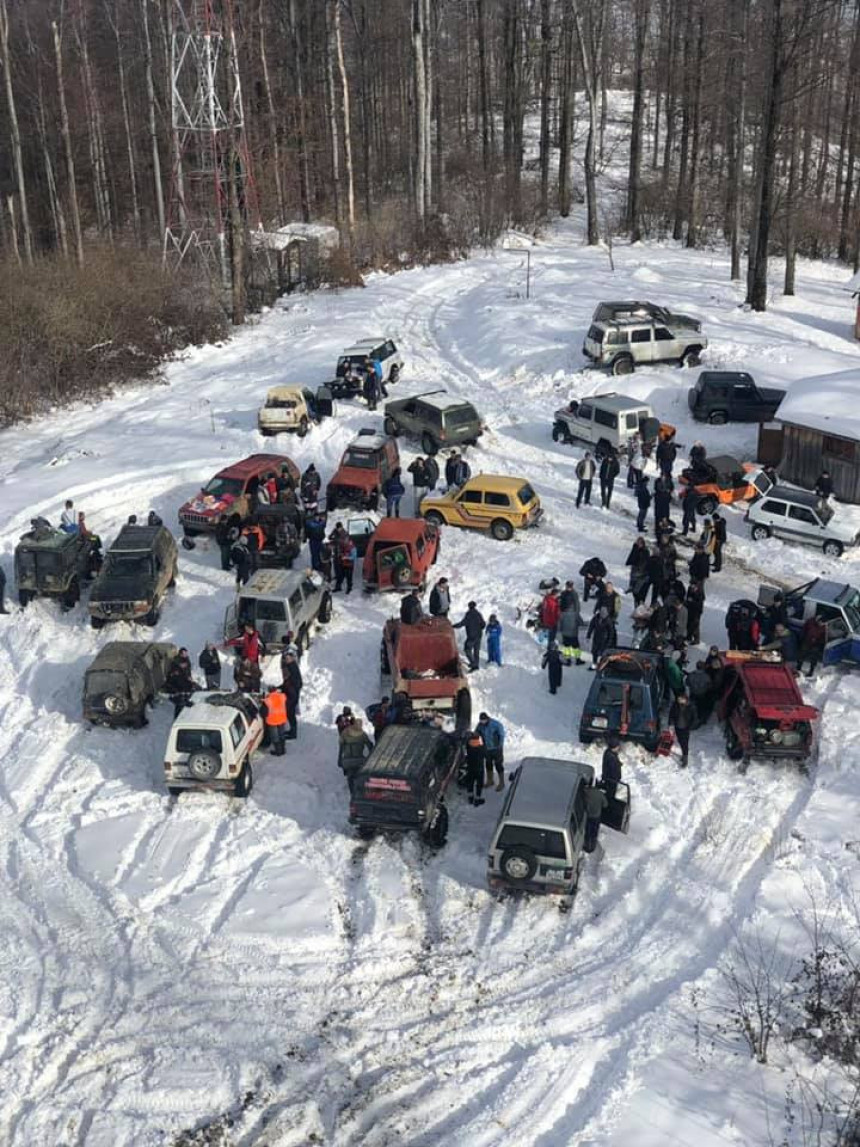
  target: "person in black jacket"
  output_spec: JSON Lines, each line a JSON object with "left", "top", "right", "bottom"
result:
{"left": 463, "top": 733, "right": 486, "bottom": 805}
{"left": 198, "top": 643, "right": 221, "bottom": 690}
{"left": 625, "top": 537, "right": 649, "bottom": 587}
{"left": 428, "top": 577, "right": 450, "bottom": 617}
{"left": 670, "top": 692, "right": 695, "bottom": 767}
{"left": 686, "top": 580, "right": 705, "bottom": 644}
{"left": 542, "top": 642, "right": 564, "bottom": 694}
{"left": 165, "top": 649, "right": 196, "bottom": 717}
{"left": 688, "top": 543, "right": 710, "bottom": 583}
{"left": 653, "top": 479, "right": 672, "bottom": 531}
{"left": 599, "top": 451, "right": 620, "bottom": 509}
{"left": 644, "top": 547, "right": 665, "bottom": 606}
{"left": 711, "top": 511, "right": 727, "bottom": 573}
{"left": 587, "top": 606, "right": 616, "bottom": 667}
{"left": 408, "top": 457, "right": 429, "bottom": 514}
{"left": 656, "top": 436, "right": 677, "bottom": 481}
{"left": 560, "top": 579, "right": 580, "bottom": 613}
{"left": 814, "top": 470, "right": 833, "bottom": 499}
{"left": 281, "top": 649, "right": 303, "bottom": 738}
{"left": 635, "top": 478, "right": 651, "bottom": 532}
{"left": 601, "top": 736, "right": 623, "bottom": 800}
{"left": 400, "top": 588, "right": 424, "bottom": 625}
{"left": 579, "top": 556, "right": 607, "bottom": 602}
{"left": 681, "top": 486, "right": 697, "bottom": 536}
{"left": 454, "top": 601, "right": 486, "bottom": 670}
{"left": 423, "top": 455, "right": 440, "bottom": 490}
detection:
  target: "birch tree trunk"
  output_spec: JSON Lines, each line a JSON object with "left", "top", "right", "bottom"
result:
{"left": 627, "top": 0, "right": 650, "bottom": 240}
{"left": 289, "top": 0, "right": 312, "bottom": 223}
{"left": 570, "top": 0, "right": 603, "bottom": 245}
{"left": 538, "top": 0, "right": 552, "bottom": 217}
{"left": 412, "top": 0, "right": 428, "bottom": 222}
{"left": 53, "top": 19, "right": 84, "bottom": 266}
{"left": 141, "top": 0, "right": 166, "bottom": 241}
{"left": 334, "top": 0, "right": 355, "bottom": 238}
{"left": 106, "top": 3, "right": 141, "bottom": 240}
{"left": 0, "top": 0, "right": 33, "bottom": 262}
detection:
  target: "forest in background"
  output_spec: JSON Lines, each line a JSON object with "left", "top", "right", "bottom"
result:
{"left": 0, "top": 0, "right": 859, "bottom": 419}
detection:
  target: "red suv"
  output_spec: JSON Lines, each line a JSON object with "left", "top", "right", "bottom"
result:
{"left": 381, "top": 617, "right": 472, "bottom": 730}
{"left": 326, "top": 431, "right": 399, "bottom": 513}
{"left": 362, "top": 518, "right": 440, "bottom": 591}
{"left": 178, "top": 454, "right": 299, "bottom": 537}
{"left": 718, "top": 652, "right": 819, "bottom": 772}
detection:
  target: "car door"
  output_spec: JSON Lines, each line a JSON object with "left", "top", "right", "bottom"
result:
{"left": 453, "top": 486, "right": 489, "bottom": 527}
{"left": 572, "top": 401, "right": 595, "bottom": 443}
{"left": 785, "top": 503, "right": 822, "bottom": 545}
{"left": 400, "top": 399, "right": 421, "bottom": 437}
{"left": 757, "top": 498, "right": 787, "bottom": 536}
{"left": 601, "top": 780, "right": 631, "bottom": 833}
{"left": 729, "top": 382, "right": 758, "bottom": 420}
{"left": 346, "top": 516, "right": 376, "bottom": 557}
{"left": 224, "top": 601, "right": 240, "bottom": 642}
{"left": 630, "top": 326, "right": 654, "bottom": 364}
{"left": 376, "top": 544, "right": 413, "bottom": 589}
{"left": 653, "top": 325, "right": 676, "bottom": 362}
{"left": 814, "top": 605, "right": 853, "bottom": 666}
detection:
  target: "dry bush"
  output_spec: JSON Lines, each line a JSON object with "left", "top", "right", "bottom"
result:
{"left": 0, "top": 246, "right": 225, "bottom": 426}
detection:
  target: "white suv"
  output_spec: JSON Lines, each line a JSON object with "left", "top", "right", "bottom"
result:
{"left": 163, "top": 692, "right": 264, "bottom": 798}
{"left": 747, "top": 486, "right": 859, "bottom": 557}
{"left": 552, "top": 393, "right": 665, "bottom": 455}
{"left": 583, "top": 318, "right": 707, "bottom": 375}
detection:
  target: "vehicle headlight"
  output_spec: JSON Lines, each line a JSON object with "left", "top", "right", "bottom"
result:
{"left": 768, "top": 729, "right": 784, "bottom": 744}
{"left": 133, "top": 601, "right": 150, "bottom": 614}
{"left": 105, "top": 695, "right": 128, "bottom": 714}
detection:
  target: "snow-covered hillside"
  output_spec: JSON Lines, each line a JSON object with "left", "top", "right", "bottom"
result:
{"left": 1, "top": 225, "right": 859, "bottom": 1146}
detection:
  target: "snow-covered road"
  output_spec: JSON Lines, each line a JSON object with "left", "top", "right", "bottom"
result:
{"left": 1, "top": 225, "right": 859, "bottom": 1145}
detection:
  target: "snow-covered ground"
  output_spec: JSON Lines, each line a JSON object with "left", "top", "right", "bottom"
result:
{"left": 2, "top": 219, "right": 860, "bottom": 1146}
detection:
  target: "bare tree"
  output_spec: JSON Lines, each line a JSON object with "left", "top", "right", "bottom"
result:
{"left": 570, "top": 0, "right": 606, "bottom": 245}
{"left": 53, "top": 17, "right": 84, "bottom": 266}
{"left": 0, "top": 0, "right": 33, "bottom": 262}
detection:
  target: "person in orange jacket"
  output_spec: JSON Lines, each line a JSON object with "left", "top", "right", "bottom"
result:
{"left": 263, "top": 686, "right": 288, "bottom": 756}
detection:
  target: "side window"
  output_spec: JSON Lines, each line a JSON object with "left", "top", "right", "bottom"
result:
{"left": 626, "top": 413, "right": 639, "bottom": 430}
{"left": 578, "top": 402, "right": 593, "bottom": 422}
{"left": 383, "top": 340, "right": 396, "bottom": 358}
{"left": 415, "top": 536, "right": 425, "bottom": 555}
{"left": 485, "top": 492, "right": 511, "bottom": 507}
{"left": 288, "top": 589, "right": 303, "bottom": 615}
{"left": 594, "top": 408, "right": 617, "bottom": 429}
{"left": 229, "top": 714, "right": 245, "bottom": 749}
{"left": 761, "top": 500, "right": 786, "bottom": 517}
{"left": 654, "top": 327, "right": 674, "bottom": 341}
{"left": 631, "top": 328, "right": 652, "bottom": 343}
{"left": 573, "top": 783, "right": 587, "bottom": 827}
{"left": 301, "top": 579, "right": 317, "bottom": 599}
{"left": 732, "top": 385, "right": 753, "bottom": 397}
{"left": 460, "top": 489, "right": 483, "bottom": 504}
{"left": 789, "top": 505, "right": 818, "bottom": 525}
{"left": 815, "top": 604, "right": 842, "bottom": 623}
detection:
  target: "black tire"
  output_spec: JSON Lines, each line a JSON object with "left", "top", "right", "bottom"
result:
{"left": 455, "top": 688, "right": 472, "bottom": 733}
{"left": 90, "top": 616, "right": 105, "bottom": 630}
{"left": 297, "top": 626, "right": 309, "bottom": 655}
{"left": 389, "top": 364, "right": 400, "bottom": 384}
{"left": 425, "top": 803, "right": 449, "bottom": 847}
{"left": 188, "top": 748, "right": 221, "bottom": 781}
{"left": 697, "top": 495, "right": 718, "bottom": 516}
{"left": 421, "top": 432, "right": 439, "bottom": 456}
{"left": 551, "top": 421, "right": 565, "bottom": 443}
{"left": 357, "top": 825, "right": 376, "bottom": 840}
{"left": 823, "top": 539, "right": 844, "bottom": 558}
{"left": 368, "top": 490, "right": 380, "bottom": 512}
{"left": 750, "top": 524, "right": 770, "bottom": 542}
{"left": 384, "top": 415, "right": 398, "bottom": 436}
{"left": 423, "top": 509, "right": 445, "bottom": 528}
{"left": 708, "top": 411, "right": 728, "bottom": 425}
{"left": 490, "top": 518, "right": 514, "bottom": 542}
{"left": 298, "top": 417, "right": 309, "bottom": 438}
{"left": 380, "top": 642, "right": 391, "bottom": 675}
{"left": 182, "top": 526, "right": 200, "bottom": 539}
{"left": 499, "top": 846, "right": 538, "bottom": 883}
{"left": 168, "top": 786, "right": 183, "bottom": 798}
{"left": 726, "top": 728, "right": 745, "bottom": 761}
{"left": 143, "top": 604, "right": 161, "bottom": 627}
{"left": 611, "top": 355, "right": 634, "bottom": 376}
{"left": 18, "top": 590, "right": 32, "bottom": 608}
{"left": 317, "top": 591, "right": 332, "bottom": 624}
{"left": 61, "top": 578, "right": 80, "bottom": 609}
{"left": 682, "top": 347, "right": 702, "bottom": 368}
{"left": 234, "top": 762, "right": 253, "bottom": 799}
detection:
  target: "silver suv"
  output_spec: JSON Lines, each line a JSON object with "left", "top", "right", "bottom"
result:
{"left": 747, "top": 486, "right": 860, "bottom": 557}
{"left": 583, "top": 317, "right": 707, "bottom": 375}
{"left": 552, "top": 392, "right": 664, "bottom": 455}
{"left": 224, "top": 568, "right": 332, "bottom": 651}
{"left": 163, "top": 691, "right": 265, "bottom": 798}
{"left": 487, "top": 757, "right": 630, "bottom": 911}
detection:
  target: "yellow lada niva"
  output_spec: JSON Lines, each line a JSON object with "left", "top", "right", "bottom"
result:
{"left": 420, "top": 474, "right": 543, "bottom": 541}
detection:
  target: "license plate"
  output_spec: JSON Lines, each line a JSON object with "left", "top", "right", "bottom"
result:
{"left": 544, "top": 869, "right": 568, "bottom": 883}
{"left": 592, "top": 716, "right": 608, "bottom": 729}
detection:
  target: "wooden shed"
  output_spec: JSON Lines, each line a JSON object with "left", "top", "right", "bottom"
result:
{"left": 764, "top": 370, "right": 860, "bottom": 504}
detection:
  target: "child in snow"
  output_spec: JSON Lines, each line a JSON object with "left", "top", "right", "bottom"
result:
{"left": 486, "top": 614, "right": 503, "bottom": 665}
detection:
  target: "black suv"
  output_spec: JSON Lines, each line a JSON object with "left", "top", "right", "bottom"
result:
{"left": 83, "top": 641, "right": 177, "bottom": 728}
{"left": 688, "top": 371, "right": 785, "bottom": 424}
{"left": 89, "top": 524, "right": 178, "bottom": 629}
{"left": 383, "top": 391, "right": 483, "bottom": 456}
{"left": 348, "top": 724, "right": 462, "bottom": 846}
{"left": 15, "top": 520, "right": 101, "bottom": 609}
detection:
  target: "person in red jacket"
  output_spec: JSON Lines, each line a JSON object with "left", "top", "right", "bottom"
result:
{"left": 239, "top": 622, "right": 262, "bottom": 663}
{"left": 538, "top": 587, "right": 561, "bottom": 642}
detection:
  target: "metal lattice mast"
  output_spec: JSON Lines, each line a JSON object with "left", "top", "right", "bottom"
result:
{"left": 163, "top": 0, "right": 259, "bottom": 289}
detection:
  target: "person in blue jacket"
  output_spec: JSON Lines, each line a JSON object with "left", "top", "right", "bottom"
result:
{"left": 372, "top": 357, "right": 386, "bottom": 397}
{"left": 486, "top": 614, "right": 503, "bottom": 665}
{"left": 477, "top": 711, "right": 506, "bottom": 791}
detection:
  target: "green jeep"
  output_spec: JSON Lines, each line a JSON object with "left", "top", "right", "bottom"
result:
{"left": 15, "top": 521, "right": 101, "bottom": 609}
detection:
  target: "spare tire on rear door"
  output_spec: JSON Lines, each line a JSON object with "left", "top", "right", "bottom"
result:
{"left": 500, "top": 846, "right": 537, "bottom": 883}
{"left": 392, "top": 564, "right": 413, "bottom": 588}
{"left": 188, "top": 749, "right": 221, "bottom": 780}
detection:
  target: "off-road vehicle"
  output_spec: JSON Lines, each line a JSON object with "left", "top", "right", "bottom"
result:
{"left": 15, "top": 521, "right": 100, "bottom": 609}
{"left": 758, "top": 579, "right": 860, "bottom": 668}
{"left": 487, "top": 756, "right": 630, "bottom": 911}
{"left": 257, "top": 385, "right": 331, "bottom": 437}
{"left": 163, "top": 691, "right": 264, "bottom": 798}
{"left": 381, "top": 616, "right": 471, "bottom": 729}
{"left": 717, "top": 652, "right": 819, "bottom": 772}
{"left": 421, "top": 474, "right": 542, "bottom": 542}
{"left": 83, "top": 641, "right": 177, "bottom": 728}
{"left": 688, "top": 371, "right": 785, "bottom": 424}
{"left": 224, "top": 568, "right": 332, "bottom": 651}
{"left": 383, "top": 391, "right": 483, "bottom": 456}
{"left": 253, "top": 503, "right": 303, "bottom": 568}
{"left": 361, "top": 518, "right": 440, "bottom": 591}
{"left": 332, "top": 338, "right": 403, "bottom": 398}
{"left": 583, "top": 316, "right": 707, "bottom": 375}
{"left": 326, "top": 430, "right": 400, "bottom": 512}
{"left": 89, "top": 524, "right": 178, "bottom": 629}
{"left": 579, "top": 648, "right": 667, "bottom": 751}
{"left": 746, "top": 486, "right": 859, "bottom": 557}
{"left": 679, "top": 454, "right": 772, "bottom": 515}
{"left": 551, "top": 393, "right": 675, "bottom": 456}
{"left": 348, "top": 723, "right": 461, "bottom": 846}
{"left": 178, "top": 453, "right": 300, "bottom": 537}
{"left": 592, "top": 300, "right": 702, "bottom": 330}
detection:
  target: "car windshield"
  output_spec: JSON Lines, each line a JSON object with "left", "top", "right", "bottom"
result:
{"left": 817, "top": 499, "right": 834, "bottom": 524}
{"left": 105, "top": 553, "right": 154, "bottom": 578}
{"left": 342, "top": 449, "right": 377, "bottom": 469}
{"left": 176, "top": 729, "right": 223, "bottom": 754}
{"left": 517, "top": 484, "right": 536, "bottom": 505}
{"left": 587, "top": 324, "right": 605, "bottom": 342}
{"left": 203, "top": 476, "right": 243, "bottom": 499}
{"left": 841, "top": 590, "right": 860, "bottom": 631}
{"left": 497, "top": 824, "right": 567, "bottom": 860}
{"left": 86, "top": 671, "right": 126, "bottom": 696}
{"left": 443, "top": 406, "right": 477, "bottom": 428}
{"left": 594, "top": 682, "right": 644, "bottom": 710}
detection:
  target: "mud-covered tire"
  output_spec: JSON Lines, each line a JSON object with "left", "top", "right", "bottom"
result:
{"left": 823, "top": 539, "right": 844, "bottom": 558}
{"left": 697, "top": 495, "right": 718, "bottom": 516}
{"left": 317, "top": 592, "right": 332, "bottom": 624}
{"left": 708, "top": 410, "right": 728, "bottom": 425}
{"left": 423, "top": 510, "right": 445, "bottom": 529}
{"left": 421, "top": 432, "right": 439, "bottom": 456}
{"left": 297, "top": 417, "right": 309, "bottom": 438}
{"left": 234, "top": 762, "right": 253, "bottom": 799}
{"left": 681, "top": 347, "right": 702, "bottom": 368}
{"left": 611, "top": 355, "right": 634, "bottom": 376}
{"left": 425, "top": 803, "right": 449, "bottom": 848}
{"left": 90, "top": 616, "right": 105, "bottom": 630}
{"left": 490, "top": 518, "right": 514, "bottom": 542}
{"left": 384, "top": 415, "right": 398, "bottom": 436}
{"left": 61, "top": 578, "right": 80, "bottom": 609}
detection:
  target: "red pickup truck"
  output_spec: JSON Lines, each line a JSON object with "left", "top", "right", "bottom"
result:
{"left": 718, "top": 652, "right": 819, "bottom": 772}
{"left": 381, "top": 617, "right": 471, "bottom": 731}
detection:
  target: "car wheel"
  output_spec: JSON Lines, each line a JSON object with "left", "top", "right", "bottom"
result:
{"left": 90, "top": 616, "right": 105, "bottom": 630}
{"left": 357, "top": 825, "right": 376, "bottom": 840}
{"left": 455, "top": 688, "right": 472, "bottom": 733}
{"left": 726, "top": 728, "right": 745, "bottom": 761}
{"left": 823, "top": 539, "right": 844, "bottom": 558}
{"left": 697, "top": 496, "right": 718, "bottom": 516}
{"left": 188, "top": 749, "right": 222, "bottom": 781}
{"left": 61, "top": 578, "right": 80, "bottom": 609}
{"left": 143, "top": 604, "right": 161, "bottom": 627}
{"left": 368, "top": 490, "right": 380, "bottom": 512}
{"left": 380, "top": 642, "right": 391, "bottom": 675}
{"left": 168, "top": 786, "right": 183, "bottom": 798}
{"left": 234, "top": 762, "right": 253, "bottom": 799}
{"left": 18, "top": 590, "right": 32, "bottom": 608}
{"left": 384, "top": 415, "right": 398, "bottom": 436}
{"left": 708, "top": 410, "right": 728, "bottom": 425}
{"left": 490, "top": 518, "right": 514, "bottom": 542}
{"left": 389, "top": 365, "right": 400, "bottom": 384}
{"left": 499, "top": 846, "right": 538, "bottom": 883}
{"left": 682, "top": 347, "right": 702, "bottom": 368}
{"left": 317, "top": 591, "right": 332, "bottom": 624}
{"left": 421, "top": 432, "right": 439, "bottom": 456}
{"left": 750, "top": 524, "right": 771, "bottom": 542}
{"left": 423, "top": 510, "right": 445, "bottom": 528}
{"left": 611, "top": 355, "right": 634, "bottom": 376}
{"left": 425, "top": 803, "right": 449, "bottom": 848}
{"left": 182, "top": 526, "right": 200, "bottom": 539}
{"left": 298, "top": 417, "right": 309, "bottom": 438}
{"left": 551, "top": 421, "right": 565, "bottom": 443}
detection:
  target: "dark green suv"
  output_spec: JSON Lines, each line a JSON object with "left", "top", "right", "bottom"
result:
{"left": 15, "top": 521, "right": 100, "bottom": 609}
{"left": 383, "top": 391, "right": 483, "bottom": 456}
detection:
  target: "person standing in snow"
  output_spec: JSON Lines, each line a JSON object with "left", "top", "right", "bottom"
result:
{"left": 429, "top": 577, "right": 450, "bottom": 618}
{"left": 814, "top": 470, "right": 834, "bottom": 499}
{"left": 199, "top": 643, "right": 221, "bottom": 690}
{"left": 579, "top": 556, "right": 607, "bottom": 603}
{"left": 463, "top": 733, "right": 486, "bottom": 805}
{"left": 60, "top": 500, "right": 77, "bottom": 533}
{"left": 263, "top": 686, "right": 288, "bottom": 756}
{"left": 711, "top": 511, "right": 727, "bottom": 573}
{"left": 576, "top": 452, "right": 596, "bottom": 507}
{"left": 799, "top": 614, "right": 826, "bottom": 677}
{"left": 656, "top": 435, "right": 677, "bottom": 482}
{"left": 601, "top": 736, "right": 623, "bottom": 801}
{"left": 584, "top": 779, "right": 609, "bottom": 852}
{"left": 363, "top": 360, "right": 381, "bottom": 410}
{"left": 477, "top": 712, "right": 506, "bottom": 791}
{"left": 599, "top": 450, "right": 620, "bottom": 509}
{"left": 538, "top": 585, "right": 562, "bottom": 642}
{"left": 653, "top": 478, "right": 672, "bottom": 532}
{"left": 686, "top": 580, "right": 705, "bottom": 644}
{"left": 0, "top": 563, "right": 8, "bottom": 614}
{"left": 486, "top": 614, "right": 503, "bottom": 665}
{"left": 681, "top": 486, "right": 697, "bottom": 536}
{"left": 635, "top": 478, "right": 652, "bottom": 532}
{"left": 558, "top": 597, "right": 583, "bottom": 665}
{"left": 334, "top": 535, "right": 357, "bottom": 594}
{"left": 688, "top": 543, "right": 710, "bottom": 584}
{"left": 383, "top": 468, "right": 406, "bottom": 518}
{"left": 231, "top": 535, "right": 252, "bottom": 587}
{"left": 300, "top": 464, "right": 321, "bottom": 505}
{"left": 587, "top": 606, "right": 616, "bottom": 667}
{"left": 669, "top": 692, "right": 695, "bottom": 768}
{"left": 400, "top": 588, "right": 424, "bottom": 625}
{"left": 408, "top": 457, "right": 430, "bottom": 514}
{"left": 454, "top": 601, "right": 486, "bottom": 671}
{"left": 305, "top": 511, "right": 327, "bottom": 572}
{"left": 542, "top": 642, "right": 564, "bottom": 694}
{"left": 239, "top": 622, "right": 263, "bottom": 664}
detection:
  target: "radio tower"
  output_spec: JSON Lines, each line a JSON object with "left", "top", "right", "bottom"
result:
{"left": 163, "top": 0, "right": 260, "bottom": 309}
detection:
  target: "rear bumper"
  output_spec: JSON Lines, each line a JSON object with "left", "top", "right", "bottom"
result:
{"left": 165, "top": 776, "right": 237, "bottom": 792}
{"left": 488, "top": 875, "right": 573, "bottom": 897}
